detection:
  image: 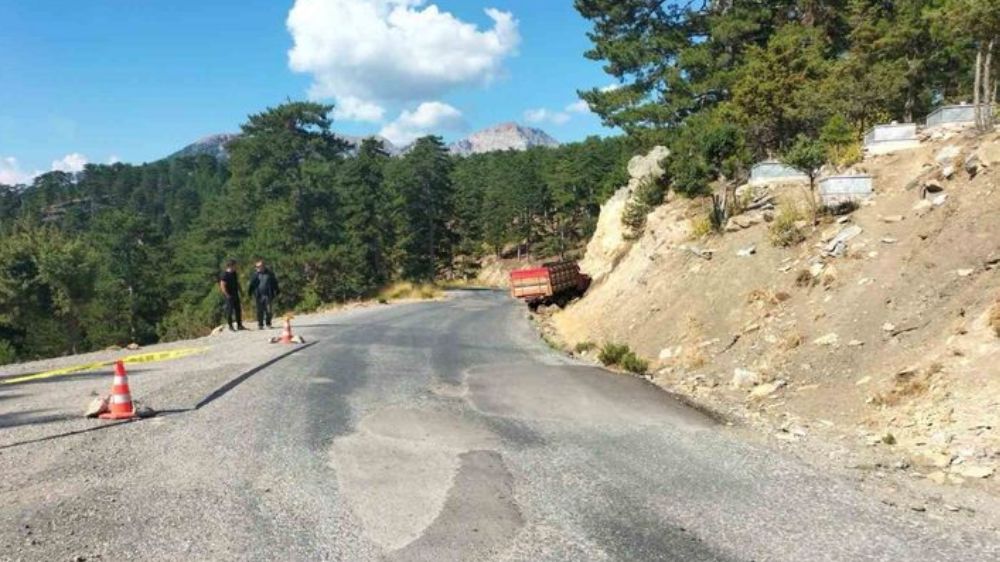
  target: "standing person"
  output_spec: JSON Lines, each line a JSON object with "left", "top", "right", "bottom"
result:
{"left": 218, "top": 259, "right": 246, "bottom": 331}
{"left": 249, "top": 259, "right": 280, "bottom": 329}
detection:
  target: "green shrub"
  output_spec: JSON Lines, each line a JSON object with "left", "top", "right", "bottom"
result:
{"left": 574, "top": 341, "right": 596, "bottom": 353}
{"left": 622, "top": 178, "right": 668, "bottom": 237}
{"left": 821, "top": 115, "right": 862, "bottom": 167}
{"left": 769, "top": 204, "right": 806, "bottom": 247}
{"left": 295, "top": 288, "right": 323, "bottom": 313}
{"left": 0, "top": 340, "right": 16, "bottom": 366}
{"left": 598, "top": 342, "right": 649, "bottom": 375}
{"left": 598, "top": 342, "right": 630, "bottom": 366}
{"left": 620, "top": 352, "right": 649, "bottom": 375}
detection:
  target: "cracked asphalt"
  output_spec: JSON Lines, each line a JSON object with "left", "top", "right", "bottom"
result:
{"left": 1, "top": 290, "right": 998, "bottom": 561}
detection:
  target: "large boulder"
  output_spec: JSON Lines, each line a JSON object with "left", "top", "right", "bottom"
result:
{"left": 977, "top": 140, "right": 1000, "bottom": 166}
{"left": 626, "top": 146, "right": 671, "bottom": 185}
{"left": 578, "top": 146, "right": 670, "bottom": 284}
{"left": 935, "top": 145, "right": 961, "bottom": 164}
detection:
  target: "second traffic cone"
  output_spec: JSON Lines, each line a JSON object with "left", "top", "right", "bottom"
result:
{"left": 99, "top": 360, "right": 138, "bottom": 420}
{"left": 279, "top": 316, "right": 294, "bottom": 344}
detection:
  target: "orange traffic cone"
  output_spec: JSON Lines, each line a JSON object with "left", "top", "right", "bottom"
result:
{"left": 270, "top": 316, "right": 304, "bottom": 344}
{"left": 99, "top": 360, "right": 138, "bottom": 420}
{"left": 279, "top": 317, "right": 294, "bottom": 344}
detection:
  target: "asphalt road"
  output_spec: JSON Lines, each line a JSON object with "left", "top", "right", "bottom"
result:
{"left": 1, "top": 290, "right": 998, "bottom": 561}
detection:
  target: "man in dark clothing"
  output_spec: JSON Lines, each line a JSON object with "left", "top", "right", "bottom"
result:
{"left": 218, "top": 259, "right": 246, "bottom": 331}
{"left": 249, "top": 259, "right": 280, "bottom": 329}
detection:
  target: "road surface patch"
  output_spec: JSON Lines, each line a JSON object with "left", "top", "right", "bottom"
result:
{"left": 330, "top": 407, "right": 502, "bottom": 551}
{"left": 388, "top": 450, "right": 523, "bottom": 561}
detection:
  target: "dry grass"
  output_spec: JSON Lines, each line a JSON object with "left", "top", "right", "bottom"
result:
{"left": 681, "top": 347, "right": 708, "bottom": 370}
{"left": 679, "top": 316, "right": 709, "bottom": 369}
{"left": 780, "top": 331, "right": 803, "bottom": 351}
{"left": 871, "top": 363, "right": 942, "bottom": 407}
{"left": 990, "top": 299, "right": 1000, "bottom": 338}
{"left": 747, "top": 288, "right": 791, "bottom": 306}
{"left": 378, "top": 282, "right": 443, "bottom": 302}
{"left": 795, "top": 269, "right": 817, "bottom": 288}
{"left": 746, "top": 288, "right": 771, "bottom": 304}
{"left": 690, "top": 215, "right": 714, "bottom": 239}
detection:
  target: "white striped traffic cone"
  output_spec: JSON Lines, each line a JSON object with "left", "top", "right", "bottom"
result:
{"left": 99, "top": 360, "right": 138, "bottom": 420}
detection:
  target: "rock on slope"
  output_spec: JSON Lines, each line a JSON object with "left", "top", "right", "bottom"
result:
{"left": 578, "top": 146, "right": 670, "bottom": 284}
{"left": 553, "top": 130, "right": 1000, "bottom": 496}
{"left": 449, "top": 123, "right": 559, "bottom": 156}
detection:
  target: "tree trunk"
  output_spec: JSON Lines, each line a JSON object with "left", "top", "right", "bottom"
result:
{"left": 992, "top": 78, "right": 998, "bottom": 127}
{"left": 974, "top": 46, "right": 983, "bottom": 130}
{"left": 985, "top": 39, "right": 996, "bottom": 129}
{"left": 128, "top": 284, "right": 136, "bottom": 343}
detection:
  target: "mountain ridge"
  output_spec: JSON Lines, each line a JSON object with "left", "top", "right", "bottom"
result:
{"left": 448, "top": 122, "right": 560, "bottom": 156}
{"left": 167, "top": 122, "right": 560, "bottom": 162}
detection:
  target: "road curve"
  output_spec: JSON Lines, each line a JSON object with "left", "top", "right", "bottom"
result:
{"left": 1, "top": 290, "right": 997, "bottom": 561}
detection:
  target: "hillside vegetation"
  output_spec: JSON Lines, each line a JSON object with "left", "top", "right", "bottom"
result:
{"left": 0, "top": 104, "right": 629, "bottom": 364}
{"left": 2, "top": 0, "right": 998, "bottom": 373}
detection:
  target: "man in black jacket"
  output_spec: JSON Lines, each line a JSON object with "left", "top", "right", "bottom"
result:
{"left": 249, "top": 259, "right": 280, "bottom": 329}
{"left": 218, "top": 259, "right": 246, "bottom": 331}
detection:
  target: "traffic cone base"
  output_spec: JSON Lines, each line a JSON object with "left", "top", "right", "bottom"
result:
{"left": 272, "top": 316, "right": 298, "bottom": 344}
{"left": 99, "top": 410, "right": 137, "bottom": 420}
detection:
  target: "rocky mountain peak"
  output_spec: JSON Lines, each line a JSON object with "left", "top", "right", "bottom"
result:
{"left": 449, "top": 123, "right": 560, "bottom": 156}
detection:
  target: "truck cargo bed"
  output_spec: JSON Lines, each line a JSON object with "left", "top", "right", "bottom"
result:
{"left": 509, "top": 262, "right": 590, "bottom": 308}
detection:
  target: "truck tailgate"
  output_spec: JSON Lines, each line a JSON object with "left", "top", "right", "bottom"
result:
{"left": 510, "top": 267, "right": 552, "bottom": 299}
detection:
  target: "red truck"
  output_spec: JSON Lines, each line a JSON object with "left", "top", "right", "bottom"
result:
{"left": 509, "top": 261, "right": 591, "bottom": 311}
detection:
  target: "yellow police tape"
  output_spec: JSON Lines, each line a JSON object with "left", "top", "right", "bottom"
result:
{"left": 0, "top": 347, "right": 209, "bottom": 385}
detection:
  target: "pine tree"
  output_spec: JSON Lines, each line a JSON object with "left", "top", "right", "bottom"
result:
{"left": 937, "top": 0, "right": 1000, "bottom": 129}
{"left": 0, "top": 225, "right": 98, "bottom": 357}
{"left": 731, "top": 23, "right": 835, "bottom": 155}
{"left": 338, "top": 138, "right": 392, "bottom": 295}
{"left": 389, "top": 136, "right": 455, "bottom": 280}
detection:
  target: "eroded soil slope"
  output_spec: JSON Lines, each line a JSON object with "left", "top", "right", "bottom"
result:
{"left": 551, "top": 130, "right": 1000, "bottom": 505}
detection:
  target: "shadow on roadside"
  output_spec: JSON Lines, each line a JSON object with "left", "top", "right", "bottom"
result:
{"left": 0, "top": 344, "right": 316, "bottom": 451}
{"left": 0, "top": 409, "right": 77, "bottom": 430}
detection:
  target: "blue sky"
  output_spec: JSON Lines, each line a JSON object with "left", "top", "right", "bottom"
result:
{"left": 0, "top": 0, "right": 615, "bottom": 184}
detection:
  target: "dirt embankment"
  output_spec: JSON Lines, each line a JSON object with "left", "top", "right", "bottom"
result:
{"left": 548, "top": 131, "right": 1000, "bottom": 503}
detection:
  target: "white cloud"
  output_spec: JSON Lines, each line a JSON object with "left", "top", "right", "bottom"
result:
{"left": 524, "top": 108, "right": 571, "bottom": 126}
{"left": 0, "top": 157, "right": 35, "bottom": 185}
{"left": 0, "top": 153, "right": 91, "bottom": 185}
{"left": 51, "top": 153, "right": 88, "bottom": 173}
{"left": 333, "top": 96, "right": 386, "bottom": 122}
{"left": 108, "top": 155, "right": 122, "bottom": 165}
{"left": 379, "top": 101, "right": 464, "bottom": 145}
{"left": 524, "top": 97, "right": 595, "bottom": 126}
{"left": 287, "top": 0, "right": 520, "bottom": 122}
